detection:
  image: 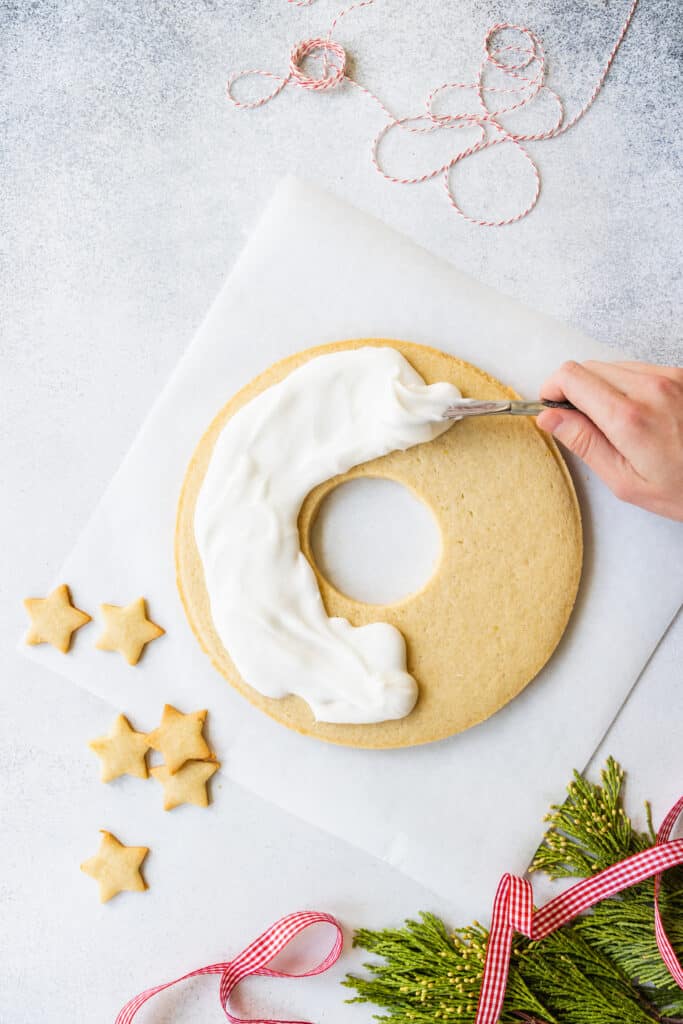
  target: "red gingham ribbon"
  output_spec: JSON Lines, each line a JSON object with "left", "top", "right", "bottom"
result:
{"left": 115, "top": 910, "right": 343, "bottom": 1024}
{"left": 475, "top": 796, "right": 683, "bottom": 1024}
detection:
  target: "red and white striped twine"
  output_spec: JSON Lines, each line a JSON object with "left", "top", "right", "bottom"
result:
{"left": 475, "top": 794, "right": 683, "bottom": 1023}
{"left": 226, "top": 0, "right": 639, "bottom": 227}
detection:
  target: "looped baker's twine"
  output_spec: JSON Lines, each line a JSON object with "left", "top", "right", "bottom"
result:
{"left": 226, "top": 38, "right": 346, "bottom": 109}
{"left": 227, "top": 1, "right": 373, "bottom": 110}
{"left": 290, "top": 37, "right": 347, "bottom": 91}
{"left": 227, "top": 0, "right": 639, "bottom": 227}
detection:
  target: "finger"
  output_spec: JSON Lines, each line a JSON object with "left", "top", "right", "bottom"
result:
{"left": 582, "top": 361, "right": 638, "bottom": 392}
{"left": 536, "top": 408, "right": 634, "bottom": 496}
{"left": 539, "top": 361, "right": 633, "bottom": 450}
{"left": 583, "top": 360, "right": 678, "bottom": 397}
{"left": 609, "top": 361, "right": 682, "bottom": 380}
{"left": 583, "top": 361, "right": 683, "bottom": 413}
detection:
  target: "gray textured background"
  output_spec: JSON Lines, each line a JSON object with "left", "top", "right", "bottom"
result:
{"left": 1, "top": 1, "right": 681, "bottom": 1021}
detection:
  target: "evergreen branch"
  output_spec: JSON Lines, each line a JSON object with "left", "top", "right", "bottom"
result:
{"left": 343, "top": 914, "right": 553, "bottom": 1023}
{"left": 515, "top": 927, "right": 665, "bottom": 1024}
{"left": 344, "top": 757, "right": 683, "bottom": 1024}
{"left": 576, "top": 878, "right": 683, "bottom": 1018}
{"left": 529, "top": 757, "right": 646, "bottom": 879}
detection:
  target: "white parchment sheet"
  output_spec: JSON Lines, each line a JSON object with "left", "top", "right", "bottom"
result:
{"left": 23, "top": 178, "right": 682, "bottom": 918}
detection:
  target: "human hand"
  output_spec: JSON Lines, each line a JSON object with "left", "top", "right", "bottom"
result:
{"left": 536, "top": 360, "right": 683, "bottom": 521}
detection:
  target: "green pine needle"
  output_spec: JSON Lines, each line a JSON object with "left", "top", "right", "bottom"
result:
{"left": 344, "top": 757, "right": 683, "bottom": 1024}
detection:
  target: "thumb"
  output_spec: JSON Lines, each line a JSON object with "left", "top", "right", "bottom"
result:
{"left": 537, "top": 409, "right": 628, "bottom": 489}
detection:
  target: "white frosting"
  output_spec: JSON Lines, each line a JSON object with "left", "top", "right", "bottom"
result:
{"left": 194, "top": 347, "right": 461, "bottom": 724}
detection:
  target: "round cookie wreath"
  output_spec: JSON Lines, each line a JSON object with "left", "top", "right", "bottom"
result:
{"left": 176, "top": 339, "right": 582, "bottom": 749}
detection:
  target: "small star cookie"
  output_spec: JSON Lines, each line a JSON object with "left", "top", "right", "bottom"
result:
{"left": 96, "top": 597, "right": 164, "bottom": 665}
{"left": 150, "top": 759, "right": 220, "bottom": 810}
{"left": 89, "top": 714, "right": 150, "bottom": 782}
{"left": 80, "top": 830, "right": 149, "bottom": 903}
{"left": 23, "top": 584, "right": 91, "bottom": 653}
{"left": 146, "top": 704, "right": 211, "bottom": 774}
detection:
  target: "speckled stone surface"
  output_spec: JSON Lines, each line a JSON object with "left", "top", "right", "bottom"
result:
{"left": 1, "top": 2, "right": 681, "bottom": 1021}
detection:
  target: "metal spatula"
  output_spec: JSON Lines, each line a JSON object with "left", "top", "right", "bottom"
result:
{"left": 443, "top": 398, "right": 576, "bottom": 420}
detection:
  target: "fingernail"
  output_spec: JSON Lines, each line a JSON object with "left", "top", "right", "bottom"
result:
{"left": 538, "top": 410, "right": 564, "bottom": 434}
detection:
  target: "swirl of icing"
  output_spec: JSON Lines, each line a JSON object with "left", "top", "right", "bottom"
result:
{"left": 194, "top": 347, "right": 461, "bottom": 724}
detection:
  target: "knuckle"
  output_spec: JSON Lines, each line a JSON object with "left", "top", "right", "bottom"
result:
{"left": 651, "top": 374, "right": 679, "bottom": 400}
{"left": 619, "top": 400, "right": 645, "bottom": 432}
{"left": 561, "top": 360, "right": 581, "bottom": 378}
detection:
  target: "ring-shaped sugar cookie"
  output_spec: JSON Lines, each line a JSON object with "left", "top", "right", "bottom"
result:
{"left": 176, "top": 339, "right": 582, "bottom": 749}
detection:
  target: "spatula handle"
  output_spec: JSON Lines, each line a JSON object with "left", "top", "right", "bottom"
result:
{"left": 541, "top": 400, "right": 576, "bottom": 410}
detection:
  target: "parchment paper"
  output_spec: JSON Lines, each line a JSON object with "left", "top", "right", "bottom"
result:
{"left": 23, "top": 178, "right": 683, "bottom": 917}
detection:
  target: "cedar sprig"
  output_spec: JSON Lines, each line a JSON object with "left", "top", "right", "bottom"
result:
{"left": 344, "top": 757, "right": 683, "bottom": 1024}
{"left": 528, "top": 757, "right": 646, "bottom": 878}
{"left": 345, "top": 914, "right": 551, "bottom": 1022}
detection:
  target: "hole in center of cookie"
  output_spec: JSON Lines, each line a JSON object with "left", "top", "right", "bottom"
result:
{"left": 309, "top": 477, "right": 441, "bottom": 605}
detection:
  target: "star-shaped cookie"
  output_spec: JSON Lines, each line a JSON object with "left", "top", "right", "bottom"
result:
{"left": 146, "top": 704, "right": 210, "bottom": 774}
{"left": 95, "top": 597, "right": 164, "bottom": 665}
{"left": 80, "top": 830, "right": 149, "bottom": 903}
{"left": 23, "top": 584, "right": 91, "bottom": 653}
{"left": 89, "top": 714, "right": 150, "bottom": 782}
{"left": 150, "top": 759, "right": 220, "bottom": 810}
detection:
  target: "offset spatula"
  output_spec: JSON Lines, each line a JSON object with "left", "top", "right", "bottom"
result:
{"left": 443, "top": 398, "right": 576, "bottom": 419}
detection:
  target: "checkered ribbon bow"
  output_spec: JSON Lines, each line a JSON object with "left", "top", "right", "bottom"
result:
{"left": 115, "top": 910, "right": 343, "bottom": 1024}
{"left": 475, "top": 795, "right": 683, "bottom": 1023}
